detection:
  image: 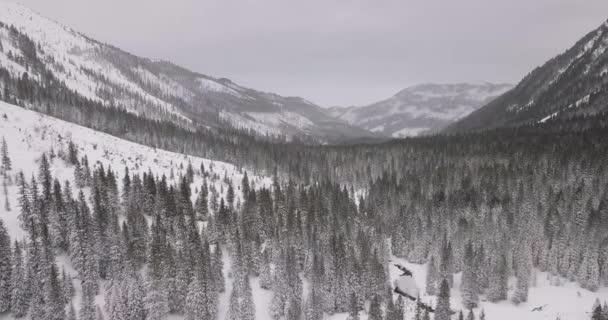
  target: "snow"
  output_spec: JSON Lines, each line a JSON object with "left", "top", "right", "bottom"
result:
{"left": 0, "top": 100, "right": 605, "bottom": 320}
{"left": 133, "top": 66, "right": 194, "bottom": 100}
{"left": 246, "top": 111, "right": 315, "bottom": 130}
{"left": 198, "top": 78, "right": 243, "bottom": 97}
{"left": 395, "top": 275, "right": 421, "bottom": 298}
{"left": 0, "top": 100, "right": 271, "bottom": 241}
{"left": 387, "top": 256, "right": 608, "bottom": 320}
{"left": 392, "top": 127, "right": 429, "bottom": 138}
{"left": 539, "top": 112, "right": 558, "bottom": 123}
{"left": 219, "top": 110, "right": 316, "bottom": 139}
{"left": 0, "top": 100, "right": 275, "bottom": 320}
{"left": 0, "top": 2, "right": 190, "bottom": 121}
{"left": 371, "top": 124, "right": 385, "bottom": 132}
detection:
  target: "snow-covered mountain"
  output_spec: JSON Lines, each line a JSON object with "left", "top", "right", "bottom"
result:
{"left": 448, "top": 19, "right": 608, "bottom": 133}
{"left": 327, "top": 83, "right": 511, "bottom": 137}
{"left": 0, "top": 2, "right": 372, "bottom": 143}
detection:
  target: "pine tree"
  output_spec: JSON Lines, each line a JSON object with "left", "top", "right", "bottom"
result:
{"left": 67, "top": 302, "right": 77, "bottom": 320}
{"left": 426, "top": 256, "right": 438, "bottom": 295}
{"left": 304, "top": 285, "right": 323, "bottom": 320}
{"left": 344, "top": 293, "right": 360, "bottom": 320}
{"left": 185, "top": 277, "right": 216, "bottom": 320}
{"left": 126, "top": 276, "right": 146, "bottom": 320}
{"left": 67, "top": 141, "right": 79, "bottom": 166}
{"left": 144, "top": 279, "right": 169, "bottom": 320}
{"left": 259, "top": 250, "right": 273, "bottom": 290}
{"left": 1, "top": 137, "right": 11, "bottom": 174}
{"left": 368, "top": 295, "right": 383, "bottom": 320}
{"left": 3, "top": 178, "right": 10, "bottom": 211}
{"left": 435, "top": 280, "right": 451, "bottom": 320}
{"left": 487, "top": 254, "right": 508, "bottom": 302}
{"left": 79, "top": 286, "right": 97, "bottom": 320}
{"left": 38, "top": 153, "right": 52, "bottom": 200}
{"left": 62, "top": 267, "right": 75, "bottom": 303}
{"left": 240, "top": 274, "right": 256, "bottom": 320}
{"left": 0, "top": 220, "right": 11, "bottom": 313}
{"left": 461, "top": 243, "right": 478, "bottom": 309}
{"left": 194, "top": 182, "right": 208, "bottom": 220}
{"left": 10, "top": 241, "right": 28, "bottom": 318}
{"left": 108, "top": 279, "right": 128, "bottom": 320}
{"left": 45, "top": 264, "right": 66, "bottom": 320}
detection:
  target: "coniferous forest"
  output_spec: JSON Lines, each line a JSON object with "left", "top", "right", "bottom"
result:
{"left": 1, "top": 8, "right": 608, "bottom": 320}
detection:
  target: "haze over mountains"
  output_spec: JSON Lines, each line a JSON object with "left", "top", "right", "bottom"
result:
{"left": 328, "top": 83, "right": 512, "bottom": 137}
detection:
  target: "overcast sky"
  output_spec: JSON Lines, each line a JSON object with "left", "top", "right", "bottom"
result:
{"left": 8, "top": 0, "right": 608, "bottom": 106}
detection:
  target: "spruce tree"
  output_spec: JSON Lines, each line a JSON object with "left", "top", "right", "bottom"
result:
{"left": 435, "top": 280, "right": 451, "bottom": 320}
{"left": 368, "top": 295, "right": 383, "bottom": 320}
{"left": 461, "top": 243, "right": 478, "bottom": 309}
{"left": 144, "top": 279, "right": 169, "bottom": 320}
{"left": 0, "top": 219, "right": 11, "bottom": 313}
{"left": 67, "top": 302, "right": 77, "bottom": 320}
{"left": 79, "top": 285, "right": 97, "bottom": 320}
{"left": 1, "top": 137, "right": 11, "bottom": 174}
{"left": 185, "top": 277, "right": 216, "bottom": 320}
{"left": 487, "top": 254, "right": 508, "bottom": 302}
{"left": 425, "top": 255, "right": 438, "bottom": 295}
{"left": 3, "top": 178, "right": 10, "bottom": 211}
{"left": 10, "top": 241, "right": 28, "bottom": 318}
{"left": 45, "top": 264, "right": 66, "bottom": 320}
{"left": 344, "top": 293, "right": 360, "bottom": 320}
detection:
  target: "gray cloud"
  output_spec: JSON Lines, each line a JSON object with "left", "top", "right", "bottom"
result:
{"left": 7, "top": 0, "right": 608, "bottom": 106}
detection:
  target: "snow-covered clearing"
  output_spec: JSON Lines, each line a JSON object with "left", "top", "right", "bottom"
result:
{"left": 387, "top": 257, "right": 607, "bottom": 320}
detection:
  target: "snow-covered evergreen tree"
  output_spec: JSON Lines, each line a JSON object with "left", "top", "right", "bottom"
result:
{"left": 0, "top": 219, "right": 11, "bottom": 313}
{"left": 461, "top": 243, "right": 478, "bottom": 309}
{"left": 435, "top": 280, "right": 451, "bottom": 320}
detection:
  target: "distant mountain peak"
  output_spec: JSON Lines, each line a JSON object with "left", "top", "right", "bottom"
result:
{"left": 329, "top": 82, "right": 511, "bottom": 138}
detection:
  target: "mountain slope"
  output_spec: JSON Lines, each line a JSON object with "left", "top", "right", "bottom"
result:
{"left": 0, "top": 2, "right": 372, "bottom": 143}
{"left": 328, "top": 83, "right": 511, "bottom": 137}
{"left": 448, "top": 19, "right": 608, "bottom": 133}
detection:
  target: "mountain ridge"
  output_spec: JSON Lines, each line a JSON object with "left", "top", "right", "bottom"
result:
{"left": 328, "top": 82, "right": 511, "bottom": 137}
{"left": 0, "top": 2, "right": 374, "bottom": 143}
{"left": 447, "top": 18, "right": 608, "bottom": 133}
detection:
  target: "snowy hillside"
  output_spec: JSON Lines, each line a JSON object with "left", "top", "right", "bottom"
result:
{"left": 328, "top": 83, "right": 511, "bottom": 137}
{"left": 0, "top": 100, "right": 276, "bottom": 320}
{"left": 0, "top": 101, "right": 272, "bottom": 240}
{"left": 0, "top": 2, "right": 372, "bottom": 143}
{"left": 448, "top": 19, "right": 608, "bottom": 132}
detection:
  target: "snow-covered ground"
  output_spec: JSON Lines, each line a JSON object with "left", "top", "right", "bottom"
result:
{"left": 388, "top": 257, "right": 606, "bottom": 320}
{"left": 0, "top": 101, "right": 605, "bottom": 319}
{"left": 0, "top": 100, "right": 275, "bottom": 320}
